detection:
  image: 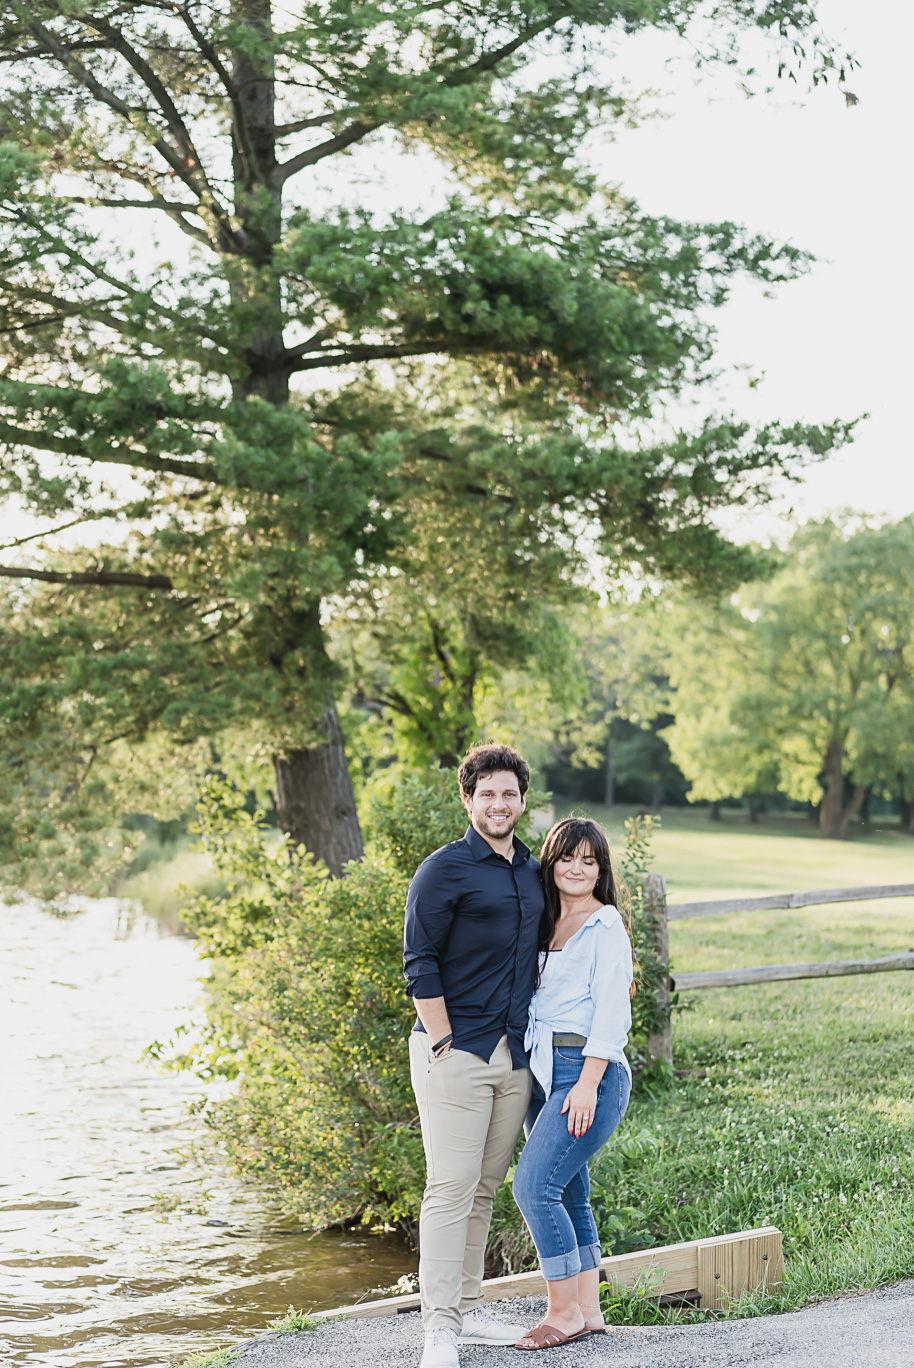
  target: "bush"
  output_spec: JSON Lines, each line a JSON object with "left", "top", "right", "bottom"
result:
{"left": 620, "top": 813, "right": 680, "bottom": 1059}
{"left": 168, "top": 772, "right": 666, "bottom": 1259}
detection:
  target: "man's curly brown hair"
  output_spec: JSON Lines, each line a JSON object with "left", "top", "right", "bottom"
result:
{"left": 457, "top": 743, "right": 530, "bottom": 799}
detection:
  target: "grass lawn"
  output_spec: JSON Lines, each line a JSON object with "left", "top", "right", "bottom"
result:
{"left": 553, "top": 802, "right": 914, "bottom": 1313}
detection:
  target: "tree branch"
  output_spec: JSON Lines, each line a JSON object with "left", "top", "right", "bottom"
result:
{"left": 282, "top": 326, "right": 336, "bottom": 363}
{"left": 10, "top": 2, "right": 240, "bottom": 251}
{"left": 0, "top": 418, "right": 219, "bottom": 483}
{"left": 57, "top": 193, "right": 214, "bottom": 246}
{"left": 276, "top": 118, "right": 382, "bottom": 184}
{"left": 0, "top": 39, "right": 109, "bottom": 63}
{"left": 9, "top": 283, "right": 139, "bottom": 340}
{"left": 276, "top": 13, "right": 566, "bottom": 182}
{"left": 0, "top": 563, "right": 174, "bottom": 590}
{"left": 60, "top": 193, "right": 202, "bottom": 213}
{"left": 427, "top": 616, "right": 455, "bottom": 684}
{"left": 74, "top": 155, "right": 222, "bottom": 250}
{"left": 173, "top": 2, "right": 262, "bottom": 187}
{"left": 80, "top": 14, "right": 223, "bottom": 208}
{"left": 274, "top": 112, "right": 337, "bottom": 137}
{"left": 444, "top": 16, "right": 565, "bottom": 87}
{"left": 0, "top": 512, "right": 121, "bottom": 550}
{"left": 13, "top": 266, "right": 234, "bottom": 357}
{"left": 287, "top": 340, "right": 448, "bottom": 373}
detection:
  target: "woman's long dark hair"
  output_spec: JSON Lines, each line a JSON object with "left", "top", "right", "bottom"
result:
{"left": 536, "top": 817, "right": 635, "bottom": 990}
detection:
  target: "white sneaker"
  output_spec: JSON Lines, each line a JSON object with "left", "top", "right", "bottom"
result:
{"left": 458, "top": 1306, "right": 530, "bottom": 1344}
{"left": 419, "top": 1326, "right": 459, "bottom": 1368}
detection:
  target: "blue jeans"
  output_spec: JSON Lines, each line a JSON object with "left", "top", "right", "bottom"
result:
{"left": 512, "top": 1046, "right": 630, "bottom": 1281}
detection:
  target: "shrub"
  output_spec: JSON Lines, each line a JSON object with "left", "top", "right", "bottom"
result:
{"left": 620, "top": 813, "right": 681, "bottom": 1061}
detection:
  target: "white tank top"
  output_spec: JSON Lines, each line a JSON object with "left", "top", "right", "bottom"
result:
{"left": 537, "top": 948, "right": 562, "bottom": 989}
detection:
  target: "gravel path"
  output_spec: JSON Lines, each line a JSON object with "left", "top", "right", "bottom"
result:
{"left": 234, "top": 1280, "right": 913, "bottom": 1368}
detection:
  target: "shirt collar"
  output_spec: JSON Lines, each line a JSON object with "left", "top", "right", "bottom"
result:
{"left": 463, "top": 824, "right": 531, "bottom": 865}
{"left": 579, "top": 903, "right": 620, "bottom": 931}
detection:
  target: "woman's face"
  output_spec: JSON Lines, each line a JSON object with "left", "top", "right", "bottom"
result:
{"left": 552, "top": 841, "right": 600, "bottom": 903}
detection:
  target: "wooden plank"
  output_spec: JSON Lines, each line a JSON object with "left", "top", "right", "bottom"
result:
{"left": 668, "top": 883, "right": 914, "bottom": 921}
{"left": 674, "top": 951, "right": 914, "bottom": 992}
{"left": 492, "top": 1236, "right": 698, "bottom": 1301}
{"left": 669, "top": 893, "right": 792, "bottom": 920}
{"left": 596, "top": 1238, "right": 698, "bottom": 1296}
{"left": 787, "top": 883, "right": 914, "bottom": 909}
{"left": 313, "top": 1226, "right": 782, "bottom": 1321}
{"left": 697, "top": 1229, "right": 783, "bottom": 1310}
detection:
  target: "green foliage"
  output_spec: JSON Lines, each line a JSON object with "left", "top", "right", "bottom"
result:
{"left": 0, "top": 0, "right": 858, "bottom": 892}
{"left": 178, "top": 1349, "right": 238, "bottom": 1368}
{"left": 588, "top": 1130, "right": 661, "bottom": 1254}
{"left": 614, "top": 986, "right": 914, "bottom": 1307}
{"left": 270, "top": 1307, "right": 318, "bottom": 1335}
{"left": 659, "top": 517, "right": 914, "bottom": 835}
{"left": 598, "top": 1271, "right": 786, "bottom": 1326}
{"left": 599, "top": 1269, "right": 678, "bottom": 1325}
{"left": 618, "top": 814, "right": 681, "bottom": 1053}
{"left": 364, "top": 767, "right": 470, "bottom": 878}
{"left": 363, "top": 762, "right": 549, "bottom": 876}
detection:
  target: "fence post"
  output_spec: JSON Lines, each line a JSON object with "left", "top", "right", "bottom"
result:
{"left": 644, "top": 873, "right": 673, "bottom": 1067}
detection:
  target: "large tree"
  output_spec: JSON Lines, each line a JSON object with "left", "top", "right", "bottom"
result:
{"left": 0, "top": 1, "right": 854, "bottom": 884}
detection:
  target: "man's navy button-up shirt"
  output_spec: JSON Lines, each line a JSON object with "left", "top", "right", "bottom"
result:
{"left": 403, "top": 825, "right": 544, "bottom": 1068}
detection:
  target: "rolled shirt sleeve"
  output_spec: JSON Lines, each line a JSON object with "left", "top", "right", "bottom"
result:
{"left": 582, "top": 918, "right": 634, "bottom": 1062}
{"left": 403, "top": 858, "right": 457, "bottom": 999}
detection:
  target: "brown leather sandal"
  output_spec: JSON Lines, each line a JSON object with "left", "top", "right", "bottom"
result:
{"left": 514, "top": 1323, "right": 591, "bottom": 1350}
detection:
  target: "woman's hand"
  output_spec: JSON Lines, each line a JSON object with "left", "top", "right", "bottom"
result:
{"left": 560, "top": 1079, "right": 599, "bottom": 1137}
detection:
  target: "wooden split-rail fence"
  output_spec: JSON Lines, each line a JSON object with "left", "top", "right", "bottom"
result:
{"left": 643, "top": 877, "right": 914, "bottom": 1065}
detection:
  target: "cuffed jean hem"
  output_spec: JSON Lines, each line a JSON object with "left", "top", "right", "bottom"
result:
{"left": 541, "top": 1249, "right": 582, "bottom": 1281}
{"left": 539, "top": 1241, "right": 601, "bottom": 1281}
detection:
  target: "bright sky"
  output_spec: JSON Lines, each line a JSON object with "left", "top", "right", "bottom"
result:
{"left": 593, "top": 0, "right": 913, "bottom": 540}
{"left": 3, "top": 0, "right": 910, "bottom": 552}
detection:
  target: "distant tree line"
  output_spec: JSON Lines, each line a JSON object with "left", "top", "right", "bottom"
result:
{"left": 548, "top": 516, "right": 914, "bottom": 839}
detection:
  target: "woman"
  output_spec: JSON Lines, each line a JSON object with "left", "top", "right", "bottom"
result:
{"left": 511, "top": 817, "right": 634, "bottom": 1350}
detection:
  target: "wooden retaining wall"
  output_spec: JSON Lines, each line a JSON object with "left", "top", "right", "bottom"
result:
{"left": 314, "top": 1225, "right": 783, "bottom": 1321}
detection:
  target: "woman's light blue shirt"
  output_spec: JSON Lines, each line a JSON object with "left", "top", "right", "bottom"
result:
{"left": 525, "top": 903, "right": 633, "bottom": 1099}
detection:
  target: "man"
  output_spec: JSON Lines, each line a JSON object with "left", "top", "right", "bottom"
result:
{"left": 403, "top": 743, "right": 544, "bottom": 1368}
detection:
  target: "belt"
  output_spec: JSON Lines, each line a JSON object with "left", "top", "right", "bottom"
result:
{"left": 553, "top": 1032, "right": 587, "bottom": 1047}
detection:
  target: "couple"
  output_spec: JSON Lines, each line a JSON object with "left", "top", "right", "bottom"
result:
{"left": 404, "top": 744, "right": 634, "bottom": 1366}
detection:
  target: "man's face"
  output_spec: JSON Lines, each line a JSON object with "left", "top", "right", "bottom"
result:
{"left": 463, "top": 770, "right": 526, "bottom": 843}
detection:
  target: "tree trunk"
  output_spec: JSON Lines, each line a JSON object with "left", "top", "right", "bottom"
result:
{"left": 651, "top": 774, "right": 662, "bottom": 812}
{"left": 746, "top": 797, "right": 759, "bottom": 824}
{"left": 708, "top": 800, "right": 721, "bottom": 821}
{"left": 272, "top": 705, "right": 364, "bottom": 875}
{"left": 604, "top": 734, "right": 615, "bottom": 807}
{"left": 819, "top": 739, "right": 866, "bottom": 838}
{"left": 227, "top": 5, "right": 363, "bottom": 874}
{"left": 900, "top": 793, "right": 914, "bottom": 835}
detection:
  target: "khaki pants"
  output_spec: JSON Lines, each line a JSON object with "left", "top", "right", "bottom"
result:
{"left": 409, "top": 1032, "right": 532, "bottom": 1332}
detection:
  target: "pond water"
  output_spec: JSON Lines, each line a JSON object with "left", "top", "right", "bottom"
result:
{"left": 0, "top": 899, "right": 415, "bottom": 1367}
